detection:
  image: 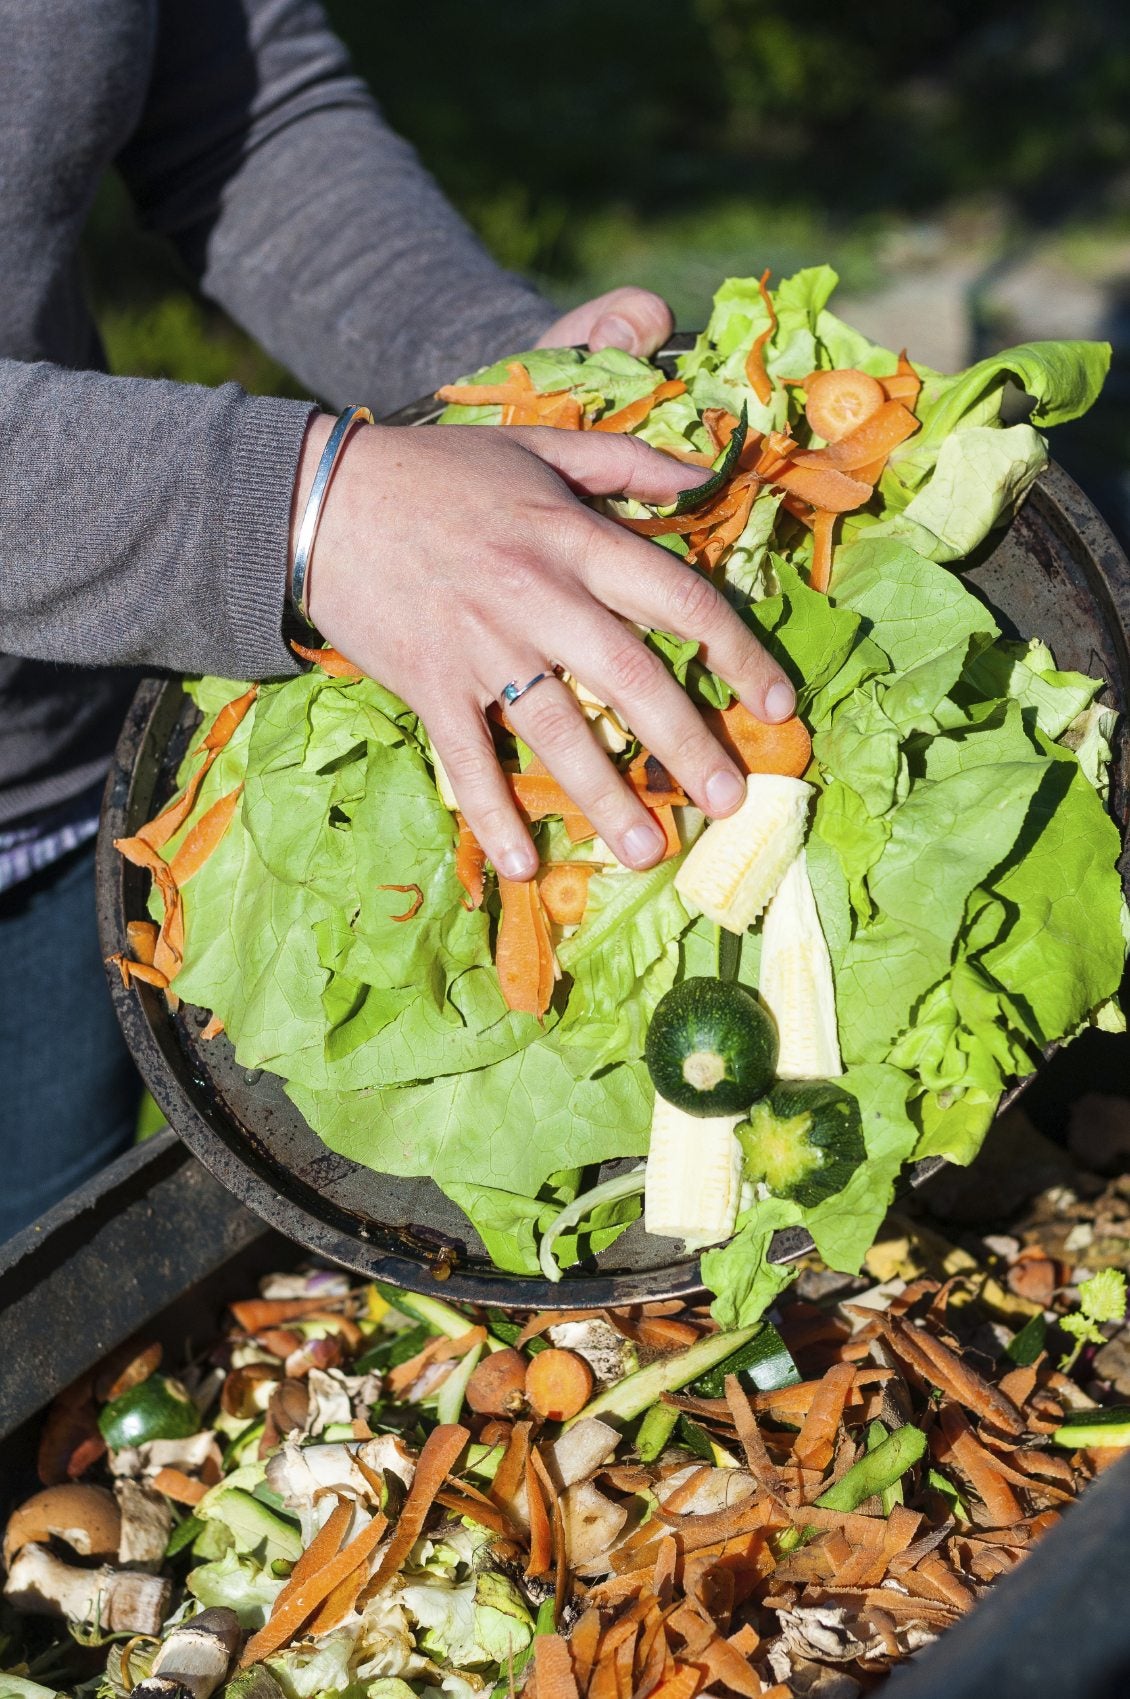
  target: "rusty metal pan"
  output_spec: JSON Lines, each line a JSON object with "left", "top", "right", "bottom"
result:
{"left": 96, "top": 337, "right": 1130, "bottom": 1307}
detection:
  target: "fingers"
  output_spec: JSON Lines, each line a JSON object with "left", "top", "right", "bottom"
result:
{"left": 551, "top": 610, "right": 749, "bottom": 820}
{"left": 509, "top": 425, "right": 709, "bottom": 508}
{"left": 536, "top": 287, "right": 675, "bottom": 358}
{"left": 504, "top": 675, "right": 669, "bottom": 871}
{"left": 426, "top": 710, "right": 539, "bottom": 881}
{"left": 580, "top": 513, "right": 797, "bottom": 724}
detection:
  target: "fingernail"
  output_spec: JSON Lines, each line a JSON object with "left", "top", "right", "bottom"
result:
{"left": 765, "top": 681, "right": 796, "bottom": 722}
{"left": 499, "top": 847, "right": 537, "bottom": 880}
{"left": 624, "top": 822, "right": 665, "bottom": 865}
{"left": 705, "top": 769, "right": 745, "bottom": 814}
{"left": 591, "top": 314, "right": 636, "bottom": 352}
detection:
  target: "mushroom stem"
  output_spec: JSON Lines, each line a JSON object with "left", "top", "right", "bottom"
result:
{"left": 132, "top": 1608, "right": 242, "bottom": 1699}
{"left": 3, "top": 1543, "right": 170, "bottom": 1634}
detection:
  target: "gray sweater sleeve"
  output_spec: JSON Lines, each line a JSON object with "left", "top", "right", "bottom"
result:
{"left": 116, "top": 0, "right": 556, "bottom": 415}
{"left": 0, "top": 0, "right": 554, "bottom": 681}
{"left": 0, "top": 363, "right": 315, "bottom": 677}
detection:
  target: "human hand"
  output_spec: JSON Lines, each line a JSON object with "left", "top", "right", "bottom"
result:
{"left": 292, "top": 416, "right": 795, "bottom": 879}
{"left": 537, "top": 287, "right": 674, "bottom": 358}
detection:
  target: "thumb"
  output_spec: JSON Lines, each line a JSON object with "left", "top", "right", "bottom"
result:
{"left": 537, "top": 287, "right": 675, "bottom": 358}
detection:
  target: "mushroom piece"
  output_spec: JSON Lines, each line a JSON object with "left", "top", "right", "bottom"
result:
{"left": 4, "top": 1543, "right": 170, "bottom": 1634}
{"left": 2, "top": 1483, "right": 121, "bottom": 1569}
{"left": 131, "top": 1606, "right": 241, "bottom": 1699}
{"left": 115, "top": 1478, "right": 173, "bottom": 1572}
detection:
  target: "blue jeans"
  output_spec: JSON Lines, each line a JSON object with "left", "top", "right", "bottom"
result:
{"left": 0, "top": 840, "right": 140, "bottom": 1244}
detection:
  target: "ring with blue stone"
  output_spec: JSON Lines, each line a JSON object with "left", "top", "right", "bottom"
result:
{"left": 499, "top": 670, "right": 554, "bottom": 709}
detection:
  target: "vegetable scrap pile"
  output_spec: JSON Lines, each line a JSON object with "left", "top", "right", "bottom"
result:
{"left": 110, "top": 267, "right": 1127, "bottom": 1322}
{"left": 6, "top": 1253, "right": 1130, "bottom": 1699}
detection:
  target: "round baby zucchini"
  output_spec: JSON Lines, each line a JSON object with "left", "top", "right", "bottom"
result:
{"left": 738, "top": 1079, "right": 865, "bottom": 1207}
{"left": 645, "top": 977, "right": 777, "bottom": 1117}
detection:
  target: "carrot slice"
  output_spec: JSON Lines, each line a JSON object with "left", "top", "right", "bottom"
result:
{"left": 290, "top": 641, "right": 363, "bottom": 679}
{"left": 797, "top": 399, "right": 919, "bottom": 474}
{"left": 377, "top": 883, "right": 424, "bottom": 922}
{"left": 539, "top": 862, "right": 597, "bottom": 926}
{"left": 526, "top": 1349, "right": 594, "bottom": 1422}
{"left": 358, "top": 1424, "right": 469, "bottom": 1609}
{"left": 151, "top": 1466, "right": 207, "bottom": 1505}
{"left": 168, "top": 785, "right": 242, "bottom": 886}
{"left": 496, "top": 877, "right": 556, "bottom": 1018}
{"left": 454, "top": 815, "right": 487, "bottom": 911}
{"left": 241, "top": 1508, "right": 386, "bottom": 1665}
{"left": 744, "top": 269, "right": 776, "bottom": 405}
{"left": 805, "top": 368, "right": 885, "bottom": 443}
{"left": 591, "top": 379, "right": 686, "bottom": 434}
{"left": 701, "top": 701, "right": 811, "bottom": 778}
{"left": 809, "top": 510, "right": 837, "bottom": 594}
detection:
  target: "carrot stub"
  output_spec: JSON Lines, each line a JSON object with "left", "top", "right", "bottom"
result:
{"left": 525, "top": 1348, "right": 594, "bottom": 1422}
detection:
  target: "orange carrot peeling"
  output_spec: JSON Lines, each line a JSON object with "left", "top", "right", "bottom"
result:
{"left": 378, "top": 883, "right": 424, "bottom": 922}
{"left": 358, "top": 1424, "right": 469, "bottom": 1608}
{"left": 169, "top": 785, "right": 243, "bottom": 886}
{"left": 455, "top": 816, "right": 487, "bottom": 910}
{"left": 744, "top": 269, "right": 776, "bottom": 405}
{"left": 701, "top": 701, "right": 811, "bottom": 778}
{"left": 496, "top": 876, "right": 557, "bottom": 1019}
{"left": 591, "top": 379, "right": 686, "bottom": 434}
{"left": 809, "top": 510, "right": 837, "bottom": 594}
{"left": 290, "top": 641, "right": 363, "bottom": 679}
{"left": 241, "top": 1508, "right": 386, "bottom": 1665}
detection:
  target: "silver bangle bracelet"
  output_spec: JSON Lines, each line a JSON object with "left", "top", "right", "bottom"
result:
{"left": 290, "top": 404, "right": 374, "bottom": 627}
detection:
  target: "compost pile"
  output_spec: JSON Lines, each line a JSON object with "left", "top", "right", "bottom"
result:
{"left": 4, "top": 1230, "right": 1125, "bottom": 1699}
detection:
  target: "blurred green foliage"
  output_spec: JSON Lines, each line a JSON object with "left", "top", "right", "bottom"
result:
{"left": 85, "top": 0, "right": 1130, "bottom": 388}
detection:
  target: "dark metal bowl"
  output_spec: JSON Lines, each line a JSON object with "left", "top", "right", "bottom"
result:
{"left": 96, "top": 337, "right": 1130, "bottom": 1307}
